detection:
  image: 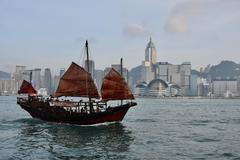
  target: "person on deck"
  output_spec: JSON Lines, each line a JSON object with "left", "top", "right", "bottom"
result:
{"left": 96, "top": 106, "right": 100, "bottom": 112}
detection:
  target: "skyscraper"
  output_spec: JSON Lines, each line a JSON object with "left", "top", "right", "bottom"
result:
{"left": 15, "top": 66, "right": 26, "bottom": 75}
{"left": 140, "top": 37, "right": 157, "bottom": 83}
{"left": 85, "top": 59, "right": 95, "bottom": 79}
{"left": 44, "top": 68, "right": 52, "bottom": 94}
{"left": 53, "top": 75, "right": 60, "bottom": 93}
{"left": 145, "top": 37, "right": 157, "bottom": 65}
{"left": 14, "top": 65, "right": 26, "bottom": 91}
{"left": 60, "top": 68, "right": 65, "bottom": 78}
{"left": 22, "top": 70, "right": 32, "bottom": 82}
{"left": 32, "top": 68, "right": 41, "bottom": 90}
{"left": 154, "top": 62, "right": 191, "bottom": 95}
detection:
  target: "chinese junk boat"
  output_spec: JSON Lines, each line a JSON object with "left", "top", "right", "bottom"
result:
{"left": 17, "top": 41, "right": 137, "bottom": 125}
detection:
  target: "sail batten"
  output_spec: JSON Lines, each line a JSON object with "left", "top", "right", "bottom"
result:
{"left": 18, "top": 80, "right": 37, "bottom": 95}
{"left": 54, "top": 62, "right": 100, "bottom": 98}
{"left": 101, "top": 68, "right": 134, "bottom": 101}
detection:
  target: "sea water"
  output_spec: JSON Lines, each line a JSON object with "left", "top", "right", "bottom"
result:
{"left": 0, "top": 96, "right": 240, "bottom": 160}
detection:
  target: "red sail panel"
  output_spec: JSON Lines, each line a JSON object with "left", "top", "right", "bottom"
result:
{"left": 101, "top": 68, "right": 134, "bottom": 101}
{"left": 18, "top": 80, "right": 37, "bottom": 94}
{"left": 54, "top": 62, "right": 100, "bottom": 98}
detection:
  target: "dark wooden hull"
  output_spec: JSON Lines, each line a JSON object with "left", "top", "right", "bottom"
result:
{"left": 17, "top": 100, "right": 137, "bottom": 125}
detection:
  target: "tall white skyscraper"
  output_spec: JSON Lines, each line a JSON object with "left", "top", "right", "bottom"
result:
{"left": 140, "top": 37, "right": 157, "bottom": 83}
{"left": 145, "top": 37, "right": 157, "bottom": 65}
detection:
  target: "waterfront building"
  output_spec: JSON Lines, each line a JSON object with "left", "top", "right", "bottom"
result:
{"left": 0, "top": 66, "right": 35, "bottom": 95}
{"left": 134, "top": 80, "right": 183, "bottom": 97}
{"left": 134, "top": 82, "right": 148, "bottom": 96}
{"left": 212, "top": 79, "right": 238, "bottom": 97}
{"left": 197, "top": 78, "right": 211, "bottom": 97}
{"left": 165, "top": 84, "right": 182, "bottom": 97}
{"left": 147, "top": 79, "right": 168, "bottom": 97}
{"left": 0, "top": 79, "right": 15, "bottom": 95}
{"left": 189, "top": 74, "right": 198, "bottom": 96}
{"left": 155, "top": 62, "right": 191, "bottom": 95}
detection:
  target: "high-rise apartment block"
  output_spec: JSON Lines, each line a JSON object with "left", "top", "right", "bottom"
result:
{"left": 32, "top": 68, "right": 41, "bottom": 90}
{"left": 155, "top": 62, "right": 191, "bottom": 95}
{"left": 212, "top": 79, "right": 238, "bottom": 97}
{"left": 44, "top": 68, "right": 52, "bottom": 94}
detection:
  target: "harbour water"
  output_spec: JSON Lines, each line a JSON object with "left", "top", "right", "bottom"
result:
{"left": 1, "top": 96, "right": 240, "bottom": 160}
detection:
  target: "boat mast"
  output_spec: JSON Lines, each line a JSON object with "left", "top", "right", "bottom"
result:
{"left": 86, "top": 40, "right": 90, "bottom": 74}
{"left": 85, "top": 40, "right": 92, "bottom": 104}
{"left": 30, "top": 70, "right": 32, "bottom": 84}
{"left": 120, "top": 58, "right": 123, "bottom": 106}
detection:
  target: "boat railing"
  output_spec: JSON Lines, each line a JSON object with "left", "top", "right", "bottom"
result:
{"left": 49, "top": 100, "right": 107, "bottom": 113}
{"left": 50, "top": 100, "right": 107, "bottom": 108}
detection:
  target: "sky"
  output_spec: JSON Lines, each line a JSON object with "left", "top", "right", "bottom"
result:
{"left": 1, "top": 0, "right": 240, "bottom": 74}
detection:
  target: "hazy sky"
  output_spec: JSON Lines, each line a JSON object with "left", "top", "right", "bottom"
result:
{"left": 1, "top": 0, "right": 240, "bottom": 73}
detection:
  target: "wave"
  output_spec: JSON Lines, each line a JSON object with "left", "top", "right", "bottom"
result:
{"left": 193, "top": 137, "right": 220, "bottom": 143}
{"left": 134, "top": 118, "right": 157, "bottom": 123}
{"left": 188, "top": 119, "right": 213, "bottom": 126}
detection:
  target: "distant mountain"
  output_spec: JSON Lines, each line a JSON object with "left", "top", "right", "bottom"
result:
{"left": 208, "top": 61, "right": 240, "bottom": 79}
{"left": 194, "top": 61, "right": 240, "bottom": 80}
{"left": 0, "top": 71, "right": 11, "bottom": 80}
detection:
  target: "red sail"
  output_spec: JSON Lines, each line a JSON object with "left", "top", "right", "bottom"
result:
{"left": 101, "top": 68, "right": 134, "bottom": 101}
{"left": 54, "top": 62, "right": 100, "bottom": 98}
{"left": 18, "top": 80, "right": 37, "bottom": 95}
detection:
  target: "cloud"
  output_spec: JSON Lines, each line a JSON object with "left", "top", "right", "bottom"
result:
{"left": 123, "top": 24, "right": 150, "bottom": 37}
{"left": 165, "top": 0, "right": 240, "bottom": 33}
{"left": 165, "top": 1, "right": 202, "bottom": 33}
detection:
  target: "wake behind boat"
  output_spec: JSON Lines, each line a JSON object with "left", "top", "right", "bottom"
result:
{"left": 17, "top": 41, "right": 137, "bottom": 125}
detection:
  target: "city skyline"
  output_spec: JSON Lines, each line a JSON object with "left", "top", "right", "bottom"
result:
{"left": 1, "top": 36, "right": 240, "bottom": 97}
{"left": 1, "top": 0, "right": 240, "bottom": 73}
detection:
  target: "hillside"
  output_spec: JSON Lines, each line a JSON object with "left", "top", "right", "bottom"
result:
{"left": 191, "top": 61, "right": 240, "bottom": 79}
{"left": 208, "top": 61, "right": 240, "bottom": 79}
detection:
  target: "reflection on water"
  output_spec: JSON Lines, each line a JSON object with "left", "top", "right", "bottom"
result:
{"left": 15, "top": 119, "right": 133, "bottom": 159}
